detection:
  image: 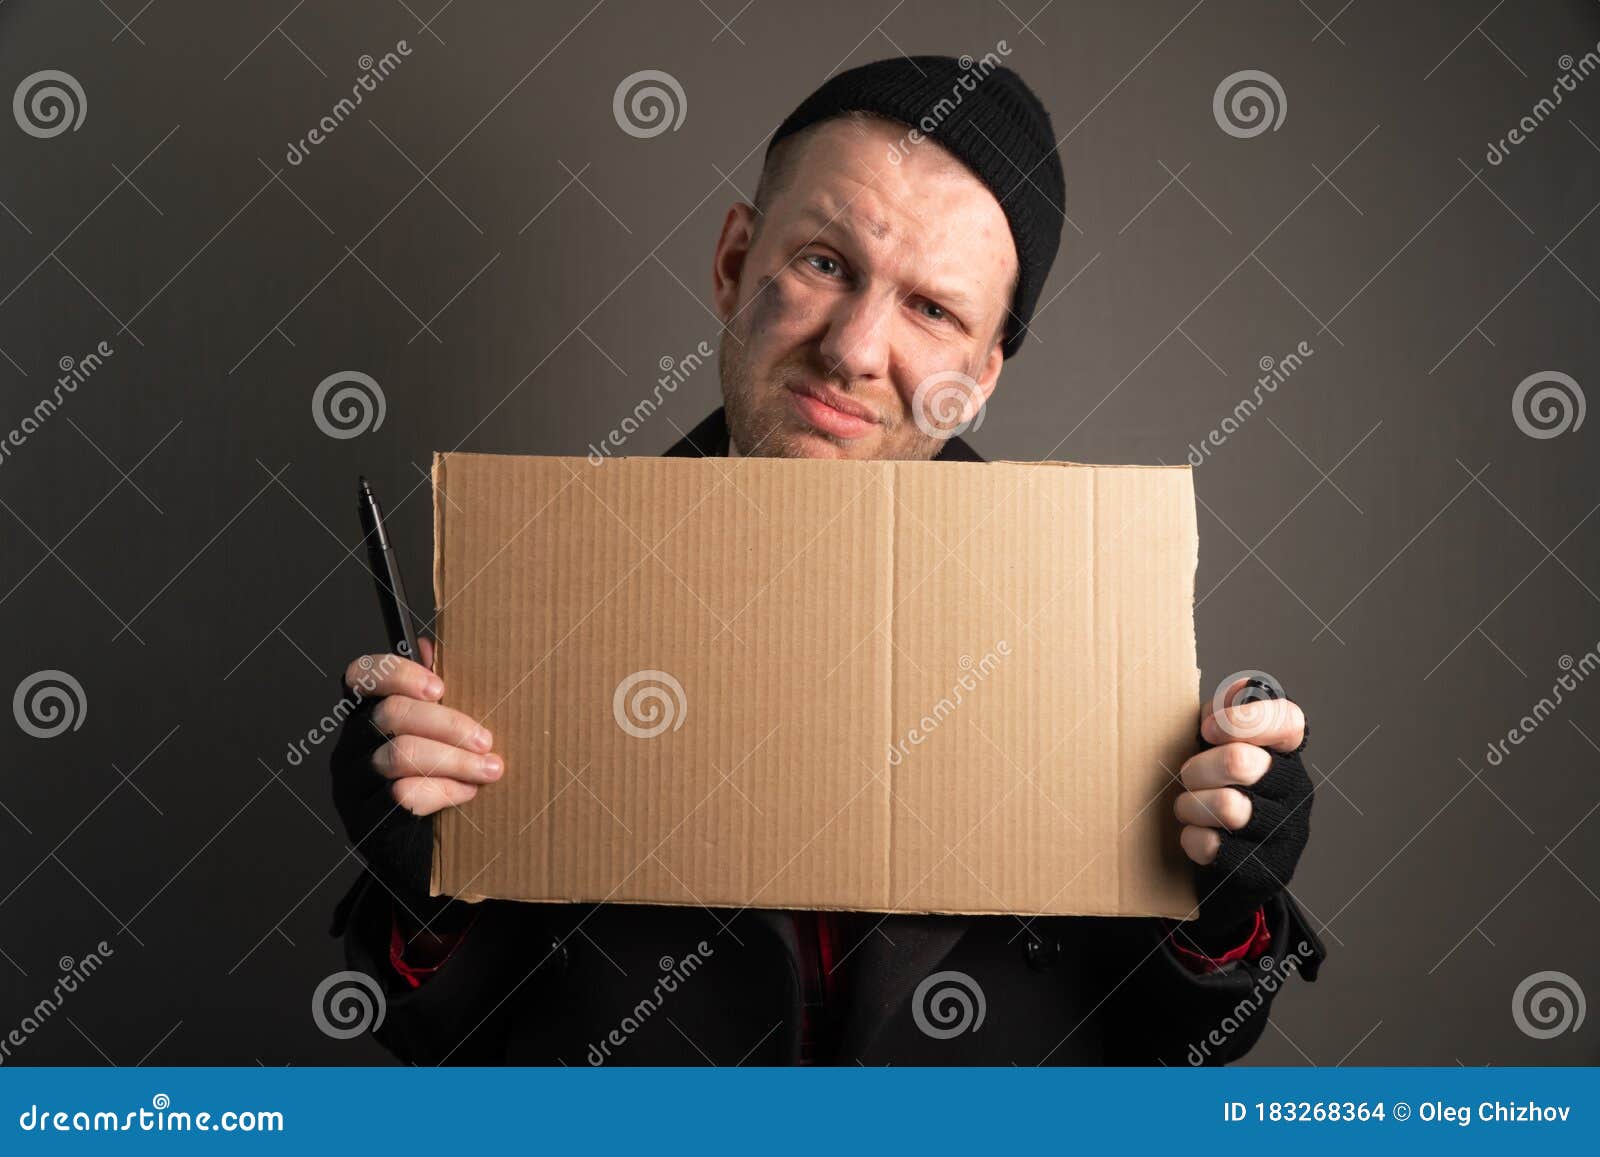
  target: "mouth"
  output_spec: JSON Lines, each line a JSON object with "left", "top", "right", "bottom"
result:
{"left": 785, "top": 381, "right": 879, "bottom": 440}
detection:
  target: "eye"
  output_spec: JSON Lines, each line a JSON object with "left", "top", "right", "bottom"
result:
{"left": 911, "top": 297, "right": 959, "bottom": 328}
{"left": 804, "top": 253, "right": 843, "bottom": 278}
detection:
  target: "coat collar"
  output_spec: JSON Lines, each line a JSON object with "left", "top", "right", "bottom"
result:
{"left": 664, "top": 408, "right": 986, "bottom": 463}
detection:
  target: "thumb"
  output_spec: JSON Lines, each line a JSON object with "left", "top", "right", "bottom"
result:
{"left": 417, "top": 635, "right": 436, "bottom": 671}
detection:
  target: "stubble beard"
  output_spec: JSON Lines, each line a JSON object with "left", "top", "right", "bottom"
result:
{"left": 717, "top": 314, "right": 950, "bottom": 462}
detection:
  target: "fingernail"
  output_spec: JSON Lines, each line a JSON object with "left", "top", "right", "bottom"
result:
{"left": 425, "top": 676, "right": 444, "bottom": 699}
{"left": 481, "top": 754, "right": 503, "bottom": 779}
{"left": 471, "top": 727, "right": 492, "bottom": 752}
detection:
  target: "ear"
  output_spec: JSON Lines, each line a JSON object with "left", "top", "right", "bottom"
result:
{"left": 712, "top": 202, "right": 759, "bottom": 322}
{"left": 972, "top": 335, "right": 1005, "bottom": 409}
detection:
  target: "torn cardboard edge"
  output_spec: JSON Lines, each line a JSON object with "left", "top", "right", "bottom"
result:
{"left": 429, "top": 451, "right": 1201, "bottom": 919}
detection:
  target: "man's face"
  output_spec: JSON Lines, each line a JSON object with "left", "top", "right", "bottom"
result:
{"left": 711, "top": 118, "right": 1019, "bottom": 460}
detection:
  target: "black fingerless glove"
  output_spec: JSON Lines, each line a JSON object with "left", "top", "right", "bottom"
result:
{"left": 1188, "top": 684, "right": 1314, "bottom": 951}
{"left": 328, "top": 673, "right": 434, "bottom": 898}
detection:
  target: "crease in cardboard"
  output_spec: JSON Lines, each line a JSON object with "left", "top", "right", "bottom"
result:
{"left": 883, "top": 462, "right": 897, "bottom": 910}
{"left": 541, "top": 466, "right": 553, "bottom": 899}
{"left": 1095, "top": 468, "right": 1124, "bottom": 915}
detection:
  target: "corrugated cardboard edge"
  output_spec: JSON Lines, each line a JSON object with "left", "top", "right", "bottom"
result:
{"left": 1174, "top": 467, "right": 1202, "bottom": 921}
{"left": 1004, "top": 457, "right": 1200, "bottom": 921}
{"left": 427, "top": 452, "right": 494, "bottom": 904}
{"left": 1170, "top": 464, "right": 1202, "bottom": 921}
{"left": 428, "top": 451, "right": 450, "bottom": 899}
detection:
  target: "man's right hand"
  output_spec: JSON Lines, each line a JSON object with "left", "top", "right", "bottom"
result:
{"left": 341, "top": 637, "right": 504, "bottom": 818}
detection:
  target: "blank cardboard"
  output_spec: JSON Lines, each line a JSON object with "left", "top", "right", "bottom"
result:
{"left": 430, "top": 451, "right": 1200, "bottom": 918}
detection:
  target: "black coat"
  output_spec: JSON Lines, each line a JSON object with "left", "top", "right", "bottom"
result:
{"left": 330, "top": 409, "right": 1326, "bottom": 1065}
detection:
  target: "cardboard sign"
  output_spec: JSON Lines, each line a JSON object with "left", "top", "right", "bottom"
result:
{"left": 429, "top": 451, "right": 1200, "bottom": 918}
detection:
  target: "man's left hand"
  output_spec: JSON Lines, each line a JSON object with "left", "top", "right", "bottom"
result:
{"left": 1172, "top": 676, "right": 1314, "bottom": 937}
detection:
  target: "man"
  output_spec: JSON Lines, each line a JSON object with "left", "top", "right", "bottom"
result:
{"left": 329, "top": 56, "right": 1324, "bottom": 1065}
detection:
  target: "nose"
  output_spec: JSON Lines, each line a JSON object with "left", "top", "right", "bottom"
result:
{"left": 817, "top": 290, "right": 892, "bottom": 384}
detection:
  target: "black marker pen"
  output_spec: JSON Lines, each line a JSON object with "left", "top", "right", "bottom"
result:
{"left": 357, "top": 476, "right": 420, "bottom": 662}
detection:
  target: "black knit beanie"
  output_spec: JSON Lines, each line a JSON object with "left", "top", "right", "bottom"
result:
{"left": 767, "top": 54, "right": 1066, "bottom": 358}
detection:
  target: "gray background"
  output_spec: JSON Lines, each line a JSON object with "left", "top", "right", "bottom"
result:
{"left": 1, "top": 0, "right": 1597, "bottom": 1065}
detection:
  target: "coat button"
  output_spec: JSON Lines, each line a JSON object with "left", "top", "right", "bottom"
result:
{"left": 1024, "top": 935, "right": 1060, "bottom": 971}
